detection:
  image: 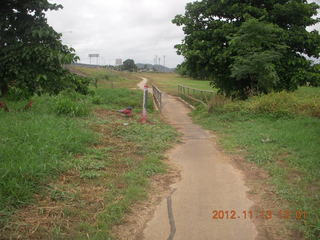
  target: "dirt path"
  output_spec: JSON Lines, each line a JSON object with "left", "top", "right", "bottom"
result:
{"left": 138, "top": 78, "right": 257, "bottom": 240}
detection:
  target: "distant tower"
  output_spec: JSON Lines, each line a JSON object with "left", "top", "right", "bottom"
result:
{"left": 163, "top": 55, "right": 166, "bottom": 67}
{"left": 154, "top": 55, "right": 158, "bottom": 65}
{"left": 115, "top": 58, "right": 122, "bottom": 66}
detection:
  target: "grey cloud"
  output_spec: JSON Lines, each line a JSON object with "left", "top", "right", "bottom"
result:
{"left": 47, "top": 0, "right": 191, "bottom": 67}
{"left": 47, "top": 0, "right": 320, "bottom": 67}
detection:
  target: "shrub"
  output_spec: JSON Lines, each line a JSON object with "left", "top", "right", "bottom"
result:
{"left": 91, "top": 96, "right": 103, "bottom": 105}
{"left": 53, "top": 95, "right": 90, "bottom": 117}
{"left": 246, "top": 91, "right": 297, "bottom": 117}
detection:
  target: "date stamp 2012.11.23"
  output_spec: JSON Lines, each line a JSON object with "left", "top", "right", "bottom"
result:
{"left": 212, "top": 210, "right": 308, "bottom": 220}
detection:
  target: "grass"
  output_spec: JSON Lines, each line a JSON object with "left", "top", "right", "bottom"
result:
{"left": 86, "top": 114, "right": 177, "bottom": 240}
{"left": 212, "top": 88, "right": 320, "bottom": 118}
{"left": 94, "top": 88, "right": 154, "bottom": 112}
{"left": 191, "top": 87, "right": 320, "bottom": 240}
{"left": 0, "top": 67, "right": 177, "bottom": 239}
{"left": 0, "top": 95, "right": 96, "bottom": 226}
{"left": 70, "top": 66, "right": 141, "bottom": 89}
{"left": 141, "top": 72, "right": 214, "bottom": 95}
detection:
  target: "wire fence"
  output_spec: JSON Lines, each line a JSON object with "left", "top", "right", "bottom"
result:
{"left": 152, "top": 85, "right": 162, "bottom": 111}
{"left": 178, "top": 85, "right": 215, "bottom": 106}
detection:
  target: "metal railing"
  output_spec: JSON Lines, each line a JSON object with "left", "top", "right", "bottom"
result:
{"left": 178, "top": 85, "right": 215, "bottom": 106}
{"left": 152, "top": 85, "right": 162, "bottom": 111}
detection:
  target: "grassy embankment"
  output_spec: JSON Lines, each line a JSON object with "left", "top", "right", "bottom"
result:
{"left": 0, "top": 68, "right": 177, "bottom": 239}
{"left": 147, "top": 72, "right": 320, "bottom": 239}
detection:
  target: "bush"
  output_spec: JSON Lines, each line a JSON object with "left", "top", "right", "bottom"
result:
{"left": 6, "top": 87, "right": 32, "bottom": 101}
{"left": 246, "top": 91, "right": 297, "bottom": 117}
{"left": 53, "top": 92, "right": 90, "bottom": 117}
{"left": 209, "top": 88, "right": 320, "bottom": 119}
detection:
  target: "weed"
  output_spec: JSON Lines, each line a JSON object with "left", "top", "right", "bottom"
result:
{"left": 53, "top": 94, "right": 90, "bottom": 117}
{"left": 91, "top": 96, "right": 103, "bottom": 105}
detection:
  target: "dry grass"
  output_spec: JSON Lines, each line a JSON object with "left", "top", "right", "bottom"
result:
{"left": 0, "top": 110, "right": 136, "bottom": 239}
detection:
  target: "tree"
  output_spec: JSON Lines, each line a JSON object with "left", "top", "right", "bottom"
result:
{"left": 122, "top": 59, "right": 137, "bottom": 72}
{"left": 173, "top": 0, "right": 320, "bottom": 98}
{"left": 0, "top": 0, "right": 89, "bottom": 98}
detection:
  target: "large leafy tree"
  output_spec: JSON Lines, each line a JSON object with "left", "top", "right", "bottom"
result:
{"left": 0, "top": 0, "right": 89, "bottom": 98}
{"left": 173, "top": 0, "right": 320, "bottom": 98}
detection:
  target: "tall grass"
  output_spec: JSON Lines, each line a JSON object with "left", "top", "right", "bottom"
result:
{"left": 0, "top": 94, "right": 96, "bottom": 225}
{"left": 209, "top": 88, "right": 320, "bottom": 118}
{"left": 95, "top": 88, "right": 154, "bottom": 112}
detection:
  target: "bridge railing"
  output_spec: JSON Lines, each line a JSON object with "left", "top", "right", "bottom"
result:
{"left": 152, "top": 85, "right": 162, "bottom": 111}
{"left": 178, "top": 85, "right": 215, "bottom": 106}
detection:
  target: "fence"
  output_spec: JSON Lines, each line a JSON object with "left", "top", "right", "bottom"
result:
{"left": 152, "top": 85, "right": 162, "bottom": 111}
{"left": 178, "top": 85, "right": 215, "bottom": 106}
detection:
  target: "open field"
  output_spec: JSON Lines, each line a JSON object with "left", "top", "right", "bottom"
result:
{"left": 140, "top": 72, "right": 214, "bottom": 95}
{"left": 0, "top": 69, "right": 177, "bottom": 239}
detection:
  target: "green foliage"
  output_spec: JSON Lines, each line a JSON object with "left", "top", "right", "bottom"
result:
{"left": 91, "top": 96, "right": 103, "bottom": 105}
{"left": 229, "top": 18, "right": 287, "bottom": 98}
{"left": 173, "top": 0, "right": 320, "bottom": 98}
{"left": 53, "top": 97, "right": 89, "bottom": 117}
{"left": 53, "top": 90, "right": 90, "bottom": 117}
{"left": 210, "top": 87, "right": 320, "bottom": 118}
{"left": 0, "top": 0, "right": 90, "bottom": 98}
{"left": 303, "top": 64, "right": 320, "bottom": 87}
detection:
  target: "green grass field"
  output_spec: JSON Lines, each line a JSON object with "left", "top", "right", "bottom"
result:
{"left": 0, "top": 96, "right": 96, "bottom": 219}
{"left": 0, "top": 68, "right": 177, "bottom": 239}
{"left": 141, "top": 72, "right": 213, "bottom": 95}
{"left": 70, "top": 66, "right": 141, "bottom": 89}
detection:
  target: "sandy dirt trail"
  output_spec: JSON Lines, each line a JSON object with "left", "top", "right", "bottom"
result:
{"left": 139, "top": 78, "right": 257, "bottom": 240}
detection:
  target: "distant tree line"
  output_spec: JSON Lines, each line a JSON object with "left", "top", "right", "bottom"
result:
{"left": 173, "top": 0, "right": 320, "bottom": 98}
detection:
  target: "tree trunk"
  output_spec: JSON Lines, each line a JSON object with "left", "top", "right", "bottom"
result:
{"left": 1, "top": 83, "right": 9, "bottom": 97}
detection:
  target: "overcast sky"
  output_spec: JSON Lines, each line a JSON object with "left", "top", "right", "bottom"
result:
{"left": 46, "top": 0, "right": 194, "bottom": 68}
{"left": 47, "top": 0, "right": 320, "bottom": 68}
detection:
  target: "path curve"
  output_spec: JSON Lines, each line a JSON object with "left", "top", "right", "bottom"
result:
{"left": 138, "top": 78, "right": 257, "bottom": 240}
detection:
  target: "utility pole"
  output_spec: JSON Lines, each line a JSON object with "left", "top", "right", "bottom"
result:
{"left": 163, "top": 55, "right": 166, "bottom": 67}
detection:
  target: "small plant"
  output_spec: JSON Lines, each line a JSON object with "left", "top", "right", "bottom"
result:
{"left": 53, "top": 96, "right": 89, "bottom": 117}
{"left": 91, "top": 96, "right": 103, "bottom": 105}
{"left": 80, "top": 171, "right": 102, "bottom": 179}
